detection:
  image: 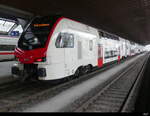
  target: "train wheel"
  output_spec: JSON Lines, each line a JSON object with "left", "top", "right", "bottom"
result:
{"left": 83, "top": 65, "right": 92, "bottom": 74}
{"left": 87, "top": 65, "right": 92, "bottom": 73}
{"left": 65, "top": 76, "right": 73, "bottom": 82}
{"left": 74, "top": 69, "right": 80, "bottom": 78}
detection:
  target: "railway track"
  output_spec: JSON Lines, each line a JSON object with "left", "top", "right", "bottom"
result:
{"left": 0, "top": 61, "right": 117, "bottom": 111}
{"left": 0, "top": 54, "right": 146, "bottom": 112}
{"left": 0, "top": 60, "right": 119, "bottom": 112}
{"left": 73, "top": 54, "right": 149, "bottom": 112}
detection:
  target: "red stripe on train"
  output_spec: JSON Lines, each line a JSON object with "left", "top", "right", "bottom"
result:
{"left": 0, "top": 52, "right": 14, "bottom": 55}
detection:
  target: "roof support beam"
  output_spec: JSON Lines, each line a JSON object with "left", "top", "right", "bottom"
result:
{"left": 0, "top": 4, "right": 34, "bottom": 20}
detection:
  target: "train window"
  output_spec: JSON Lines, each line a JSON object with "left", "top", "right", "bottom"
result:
{"left": 105, "top": 50, "right": 109, "bottom": 59}
{"left": 101, "top": 32, "right": 104, "bottom": 37}
{"left": 55, "top": 33, "right": 62, "bottom": 48}
{"left": 99, "top": 31, "right": 104, "bottom": 38}
{"left": 0, "top": 45, "right": 16, "bottom": 51}
{"left": 18, "top": 24, "right": 49, "bottom": 50}
{"left": 110, "top": 51, "right": 113, "bottom": 56}
{"left": 56, "top": 33, "right": 74, "bottom": 48}
{"left": 105, "top": 50, "right": 118, "bottom": 59}
{"left": 14, "top": 25, "right": 23, "bottom": 34}
{"left": 103, "top": 33, "right": 108, "bottom": 38}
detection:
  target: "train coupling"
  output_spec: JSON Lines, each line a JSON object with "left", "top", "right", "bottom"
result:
{"left": 11, "top": 63, "right": 22, "bottom": 78}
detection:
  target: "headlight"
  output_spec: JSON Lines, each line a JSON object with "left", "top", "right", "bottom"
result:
{"left": 35, "top": 57, "right": 46, "bottom": 62}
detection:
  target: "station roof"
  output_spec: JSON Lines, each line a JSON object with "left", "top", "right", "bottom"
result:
{"left": 0, "top": 18, "right": 15, "bottom": 33}
{"left": 0, "top": 0, "right": 150, "bottom": 45}
{"left": 0, "top": 18, "right": 23, "bottom": 34}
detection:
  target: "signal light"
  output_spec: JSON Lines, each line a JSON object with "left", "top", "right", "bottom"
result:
{"left": 36, "top": 58, "right": 42, "bottom": 62}
{"left": 35, "top": 57, "right": 46, "bottom": 62}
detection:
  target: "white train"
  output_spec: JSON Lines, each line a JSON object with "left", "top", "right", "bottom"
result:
{"left": 11, "top": 16, "right": 144, "bottom": 81}
{"left": 0, "top": 35, "right": 19, "bottom": 61}
{"left": 0, "top": 18, "right": 22, "bottom": 61}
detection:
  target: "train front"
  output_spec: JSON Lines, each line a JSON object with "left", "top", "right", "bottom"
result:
{"left": 11, "top": 16, "right": 60, "bottom": 81}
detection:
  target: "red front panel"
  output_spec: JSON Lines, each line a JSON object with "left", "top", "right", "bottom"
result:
{"left": 15, "top": 48, "right": 46, "bottom": 64}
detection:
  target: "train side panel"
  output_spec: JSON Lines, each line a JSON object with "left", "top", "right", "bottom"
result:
{"left": 102, "top": 38, "right": 119, "bottom": 64}
{"left": 0, "top": 52, "right": 14, "bottom": 61}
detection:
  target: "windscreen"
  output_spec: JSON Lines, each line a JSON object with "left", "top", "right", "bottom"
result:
{"left": 18, "top": 15, "right": 61, "bottom": 50}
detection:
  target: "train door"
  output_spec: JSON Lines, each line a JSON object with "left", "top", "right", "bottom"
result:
{"left": 98, "top": 44, "right": 103, "bottom": 67}
{"left": 118, "top": 46, "right": 121, "bottom": 62}
{"left": 125, "top": 41, "right": 128, "bottom": 57}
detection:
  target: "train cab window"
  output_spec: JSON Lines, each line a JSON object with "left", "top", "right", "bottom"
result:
{"left": 56, "top": 33, "right": 74, "bottom": 48}
{"left": 18, "top": 15, "right": 62, "bottom": 50}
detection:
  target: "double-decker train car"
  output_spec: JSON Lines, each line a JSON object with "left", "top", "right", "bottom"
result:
{"left": 11, "top": 15, "right": 144, "bottom": 81}
{"left": 98, "top": 31, "right": 120, "bottom": 65}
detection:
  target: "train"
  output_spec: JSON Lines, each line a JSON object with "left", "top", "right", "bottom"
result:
{"left": 11, "top": 15, "right": 144, "bottom": 81}
{"left": 0, "top": 35, "right": 18, "bottom": 61}
{"left": 0, "top": 21, "right": 22, "bottom": 61}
